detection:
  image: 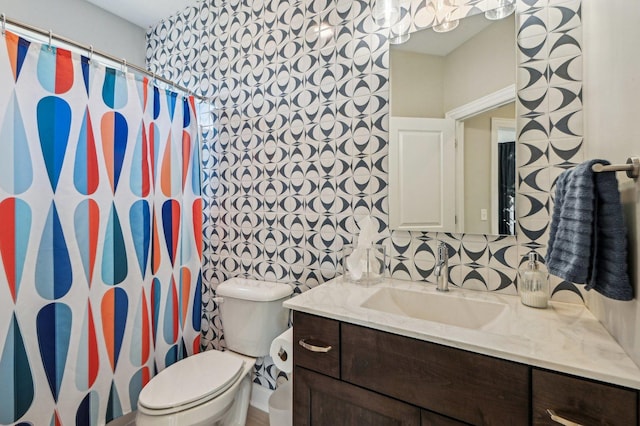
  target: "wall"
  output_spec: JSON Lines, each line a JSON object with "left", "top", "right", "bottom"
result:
{"left": 2, "top": 0, "right": 146, "bottom": 66}
{"left": 390, "top": 50, "right": 444, "bottom": 117}
{"left": 582, "top": 0, "right": 640, "bottom": 367}
{"left": 443, "top": 15, "right": 515, "bottom": 111}
{"left": 147, "top": 0, "right": 586, "bottom": 389}
{"left": 390, "top": 16, "right": 515, "bottom": 118}
{"left": 464, "top": 102, "right": 516, "bottom": 234}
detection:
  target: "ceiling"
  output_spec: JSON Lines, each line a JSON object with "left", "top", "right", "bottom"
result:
{"left": 85, "top": 0, "right": 199, "bottom": 28}
{"left": 392, "top": 13, "right": 494, "bottom": 57}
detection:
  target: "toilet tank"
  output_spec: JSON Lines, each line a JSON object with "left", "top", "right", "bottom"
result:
{"left": 217, "top": 278, "right": 293, "bottom": 357}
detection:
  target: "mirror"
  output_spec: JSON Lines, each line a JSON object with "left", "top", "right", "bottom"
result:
{"left": 389, "top": 12, "right": 516, "bottom": 235}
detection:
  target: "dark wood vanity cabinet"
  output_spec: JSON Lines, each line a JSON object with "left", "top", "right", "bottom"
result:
{"left": 295, "top": 367, "right": 421, "bottom": 426}
{"left": 292, "top": 313, "right": 340, "bottom": 379}
{"left": 295, "top": 366, "right": 464, "bottom": 426}
{"left": 341, "top": 323, "right": 528, "bottom": 425}
{"left": 293, "top": 311, "right": 639, "bottom": 426}
{"left": 532, "top": 369, "right": 638, "bottom": 425}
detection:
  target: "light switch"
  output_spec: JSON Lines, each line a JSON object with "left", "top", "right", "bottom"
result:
{"left": 480, "top": 209, "right": 488, "bottom": 221}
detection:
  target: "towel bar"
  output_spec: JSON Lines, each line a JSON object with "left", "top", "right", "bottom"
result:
{"left": 591, "top": 157, "right": 639, "bottom": 180}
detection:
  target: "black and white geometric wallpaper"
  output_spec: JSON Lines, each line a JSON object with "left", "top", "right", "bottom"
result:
{"left": 146, "top": 0, "right": 584, "bottom": 389}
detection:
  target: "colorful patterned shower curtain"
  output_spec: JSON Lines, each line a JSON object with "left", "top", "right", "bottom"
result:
{"left": 0, "top": 31, "right": 203, "bottom": 425}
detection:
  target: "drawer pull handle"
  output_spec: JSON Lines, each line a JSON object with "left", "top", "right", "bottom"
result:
{"left": 299, "top": 339, "right": 332, "bottom": 353}
{"left": 546, "top": 409, "right": 584, "bottom": 426}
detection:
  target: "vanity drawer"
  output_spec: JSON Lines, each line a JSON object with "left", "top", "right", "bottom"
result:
{"left": 341, "top": 323, "right": 529, "bottom": 425}
{"left": 532, "top": 369, "right": 638, "bottom": 425}
{"left": 293, "top": 312, "right": 340, "bottom": 379}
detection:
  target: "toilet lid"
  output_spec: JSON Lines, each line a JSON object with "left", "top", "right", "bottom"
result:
{"left": 138, "top": 350, "right": 245, "bottom": 410}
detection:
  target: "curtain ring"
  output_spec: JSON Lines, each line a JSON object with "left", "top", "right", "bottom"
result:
{"left": 2, "top": 14, "right": 6, "bottom": 37}
{"left": 122, "top": 58, "right": 127, "bottom": 73}
{"left": 88, "top": 45, "right": 94, "bottom": 64}
{"left": 48, "top": 30, "right": 53, "bottom": 50}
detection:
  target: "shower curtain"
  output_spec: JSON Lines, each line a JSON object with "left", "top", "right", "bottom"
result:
{"left": 0, "top": 31, "right": 203, "bottom": 425}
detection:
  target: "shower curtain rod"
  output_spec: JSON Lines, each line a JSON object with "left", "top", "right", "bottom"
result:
{"left": 1, "top": 13, "right": 208, "bottom": 102}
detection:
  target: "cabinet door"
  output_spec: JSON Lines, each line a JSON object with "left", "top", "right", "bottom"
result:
{"left": 294, "top": 366, "right": 421, "bottom": 426}
{"left": 532, "top": 369, "right": 638, "bottom": 425}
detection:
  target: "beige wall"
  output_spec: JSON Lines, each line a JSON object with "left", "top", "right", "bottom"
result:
{"left": 582, "top": 0, "right": 640, "bottom": 368}
{"left": 390, "top": 50, "right": 445, "bottom": 118}
{"left": 2, "top": 0, "right": 146, "bottom": 66}
{"left": 464, "top": 102, "right": 516, "bottom": 234}
{"left": 391, "top": 15, "right": 515, "bottom": 118}
{"left": 443, "top": 16, "right": 516, "bottom": 111}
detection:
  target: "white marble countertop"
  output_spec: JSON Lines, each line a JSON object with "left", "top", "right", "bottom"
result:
{"left": 284, "top": 277, "right": 640, "bottom": 390}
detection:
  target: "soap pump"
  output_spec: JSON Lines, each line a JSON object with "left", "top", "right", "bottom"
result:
{"left": 519, "top": 251, "right": 549, "bottom": 308}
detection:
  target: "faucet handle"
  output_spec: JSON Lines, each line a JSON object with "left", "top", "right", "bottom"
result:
{"left": 437, "top": 242, "right": 448, "bottom": 262}
{"left": 435, "top": 242, "right": 450, "bottom": 292}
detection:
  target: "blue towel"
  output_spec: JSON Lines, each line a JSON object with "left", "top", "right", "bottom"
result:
{"left": 546, "top": 160, "right": 633, "bottom": 301}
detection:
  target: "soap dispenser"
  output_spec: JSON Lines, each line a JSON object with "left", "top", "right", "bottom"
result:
{"left": 520, "top": 251, "right": 549, "bottom": 308}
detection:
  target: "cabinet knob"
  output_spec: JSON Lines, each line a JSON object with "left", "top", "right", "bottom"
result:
{"left": 546, "top": 409, "right": 584, "bottom": 426}
{"left": 299, "top": 338, "right": 332, "bottom": 353}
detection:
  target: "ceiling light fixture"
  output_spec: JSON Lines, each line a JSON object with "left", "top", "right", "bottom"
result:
{"left": 485, "top": 0, "right": 516, "bottom": 20}
{"left": 432, "top": 0, "right": 459, "bottom": 33}
{"left": 373, "top": 0, "right": 400, "bottom": 28}
{"left": 389, "top": 0, "right": 411, "bottom": 44}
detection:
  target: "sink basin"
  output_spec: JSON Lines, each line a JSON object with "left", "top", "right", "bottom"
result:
{"left": 360, "top": 287, "right": 507, "bottom": 329}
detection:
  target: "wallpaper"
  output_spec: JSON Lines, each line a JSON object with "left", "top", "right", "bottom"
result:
{"left": 147, "top": 0, "right": 584, "bottom": 389}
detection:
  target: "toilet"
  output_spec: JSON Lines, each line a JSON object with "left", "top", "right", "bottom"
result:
{"left": 136, "top": 278, "right": 293, "bottom": 426}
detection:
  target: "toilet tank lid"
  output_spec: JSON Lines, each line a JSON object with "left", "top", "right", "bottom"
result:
{"left": 217, "top": 278, "right": 293, "bottom": 301}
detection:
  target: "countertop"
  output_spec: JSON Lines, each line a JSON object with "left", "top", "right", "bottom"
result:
{"left": 284, "top": 277, "right": 640, "bottom": 390}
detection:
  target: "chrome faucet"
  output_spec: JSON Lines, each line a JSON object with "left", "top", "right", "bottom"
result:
{"left": 434, "top": 242, "right": 449, "bottom": 292}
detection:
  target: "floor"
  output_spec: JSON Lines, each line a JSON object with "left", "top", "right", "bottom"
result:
{"left": 246, "top": 406, "right": 270, "bottom": 426}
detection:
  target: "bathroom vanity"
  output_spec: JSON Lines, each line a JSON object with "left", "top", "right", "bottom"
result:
{"left": 285, "top": 279, "right": 640, "bottom": 425}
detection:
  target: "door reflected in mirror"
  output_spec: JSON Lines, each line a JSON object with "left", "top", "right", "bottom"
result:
{"left": 389, "top": 12, "right": 516, "bottom": 236}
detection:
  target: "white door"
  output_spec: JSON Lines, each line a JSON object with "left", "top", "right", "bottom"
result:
{"left": 389, "top": 117, "right": 456, "bottom": 232}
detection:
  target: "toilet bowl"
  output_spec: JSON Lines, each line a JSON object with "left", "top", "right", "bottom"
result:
{"left": 136, "top": 350, "right": 255, "bottom": 426}
{"left": 136, "top": 278, "right": 292, "bottom": 426}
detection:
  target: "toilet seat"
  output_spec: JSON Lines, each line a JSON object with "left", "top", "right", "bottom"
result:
{"left": 138, "top": 350, "right": 245, "bottom": 415}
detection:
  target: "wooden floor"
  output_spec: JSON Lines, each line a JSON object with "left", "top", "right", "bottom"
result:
{"left": 246, "top": 406, "right": 270, "bottom": 426}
